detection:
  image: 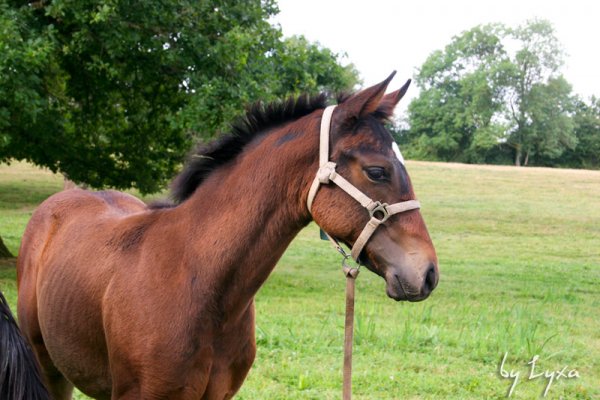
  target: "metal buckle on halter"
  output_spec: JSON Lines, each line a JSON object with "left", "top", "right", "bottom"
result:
{"left": 368, "top": 202, "right": 390, "bottom": 222}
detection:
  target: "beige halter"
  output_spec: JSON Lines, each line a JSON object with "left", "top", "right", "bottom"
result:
{"left": 307, "top": 105, "right": 421, "bottom": 400}
{"left": 307, "top": 105, "right": 421, "bottom": 262}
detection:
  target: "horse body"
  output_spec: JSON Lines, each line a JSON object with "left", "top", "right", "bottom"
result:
{"left": 11, "top": 74, "right": 438, "bottom": 399}
{"left": 17, "top": 115, "right": 318, "bottom": 399}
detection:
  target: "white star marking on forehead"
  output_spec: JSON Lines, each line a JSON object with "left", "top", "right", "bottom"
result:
{"left": 392, "top": 142, "right": 405, "bottom": 165}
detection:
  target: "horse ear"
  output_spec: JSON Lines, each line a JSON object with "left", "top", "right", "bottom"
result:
{"left": 376, "top": 79, "right": 411, "bottom": 117}
{"left": 337, "top": 71, "right": 396, "bottom": 121}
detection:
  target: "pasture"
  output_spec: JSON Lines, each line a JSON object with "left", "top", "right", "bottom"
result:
{"left": 0, "top": 161, "right": 598, "bottom": 399}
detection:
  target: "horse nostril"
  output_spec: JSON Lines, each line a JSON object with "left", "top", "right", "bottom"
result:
{"left": 422, "top": 263, "right": 437, "bottom": 296}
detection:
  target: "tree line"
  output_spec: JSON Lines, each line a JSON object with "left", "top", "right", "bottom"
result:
{"left": 397, "top": 19, "right": 599, "bottom": 169}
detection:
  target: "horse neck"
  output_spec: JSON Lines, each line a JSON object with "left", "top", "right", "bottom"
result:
{"left": 176, "top": 114, "right": 320, "bottom": 317}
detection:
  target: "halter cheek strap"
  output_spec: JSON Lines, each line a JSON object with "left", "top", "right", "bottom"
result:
{"left": 307, "top": 105, "right": 421, "bottom": 262}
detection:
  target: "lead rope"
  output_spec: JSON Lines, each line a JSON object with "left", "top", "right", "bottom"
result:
{"left": 343, "top": 263, "right": 359, "bottom": 400}
{"left": 322, "top": 237, "right": 360, "bottom": 400}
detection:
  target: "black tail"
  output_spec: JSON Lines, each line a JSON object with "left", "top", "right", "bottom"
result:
{"left": 0, "top": 290, "right": 49, "bottom": 400}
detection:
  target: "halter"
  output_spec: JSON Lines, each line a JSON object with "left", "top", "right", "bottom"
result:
{"left": 307, "top": 105, "right": 421, "bottom": 400}
{"left": 307, "top": 105, "right": 421, "bottom": 263}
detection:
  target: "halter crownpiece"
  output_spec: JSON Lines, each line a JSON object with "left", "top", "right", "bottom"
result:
{"left": 307, "top": 105, "right": 421, "bottom": 262}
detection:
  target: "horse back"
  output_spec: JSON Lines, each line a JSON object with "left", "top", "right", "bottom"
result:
{"left": 17, "top": 189, "right": 147, "bottom": 282}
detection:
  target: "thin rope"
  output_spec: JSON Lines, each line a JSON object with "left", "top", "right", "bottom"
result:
{"left": 343, "top": 267, "right": 359, "bottom": 400}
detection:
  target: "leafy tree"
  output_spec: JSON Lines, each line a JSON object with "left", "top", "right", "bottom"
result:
{"left": 0, "top": 0, "right": 358, "bottom": 256}
{"left": 405, "top": 19, "right": 577, "bottom": 166}
{"left": 514, "top": 76, "right": 575, "bottom": 165}
{"left": 2, "top": 0, "right": 203, "bottom": 193}
{"left": 0, "top": 0, "right": 358, "bottom": 193}
{"left": 502, "top": 19, "right": 576, "bottom": 165}
{"left": 269, "top": 35, "right": 359, "bottom": 96}
{"left": 404, "top": 24, "right": 511, "bottom": 163}
{"left": 178, "top": 34, "right": 358, "bottom": 140}
{"left": 558, "top": 97, "right": 600, "bottom": 169}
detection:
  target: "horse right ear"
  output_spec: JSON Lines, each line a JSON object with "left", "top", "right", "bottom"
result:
{"left": 335, "top": 71, "right": 396, "bottom": 124}
{"left": 376, "top": 79, "right": 411, "bottom": 118}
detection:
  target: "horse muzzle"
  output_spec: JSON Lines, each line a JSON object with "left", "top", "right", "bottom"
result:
{"left": 384, "top": 261, "right": 438, "bottom": 302}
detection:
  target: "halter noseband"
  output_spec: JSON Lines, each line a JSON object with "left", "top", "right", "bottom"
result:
{"left": 307, "top": 105, "right": 421, "bottom": 262}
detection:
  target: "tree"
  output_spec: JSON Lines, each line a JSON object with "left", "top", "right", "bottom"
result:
{"left": 514, "top": 76, "right": 575, "bottom": 165}
{"left": 558, "top": 96, "right": 600, "bottom": 169}
{"left": 502, "top": 19, "right": 576, "bottom": 165}
{"left": 1, "top": 0, "right": 358, "bottom": 193}
{"left": 1, "top": 0, "right": 203, "bottom": 193}
{"left": 404, "top": 24, "right": 512, "bottom": 163}
{"left": 405, "top": 19, "right": 577, "bottom": 166}
{"left": 176, "top": 34, "right": 358, "bottom": 140}
{"left": 0, "top": 0, "right": 359, "bottom": 256}
{"left": 269, "top": 35, "right": 359, "bottom": 96}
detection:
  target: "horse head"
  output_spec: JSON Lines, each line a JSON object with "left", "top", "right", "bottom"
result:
{"left": 308, "top": 72, "right": 438, "bottom": 302}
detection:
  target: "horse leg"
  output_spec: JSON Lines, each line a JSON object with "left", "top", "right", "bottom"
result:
{"left": 42, "top": 363, "right": 73, "bottom": 399}
{"left": 37, "top": 359, "right": 73, "bottom": 400}
{"left": 27, "top": 329, "right": 74, "bottom": 399}
{"left": 201, "top": 343, "right": 256, "bottom": 400}
{"left": 18, "top": 294, "right": 74, "bottom": 399}
{"left": 202, "top": 307, "right": 257, "bottom": 400}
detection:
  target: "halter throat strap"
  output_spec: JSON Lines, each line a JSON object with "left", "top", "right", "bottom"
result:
{"left": 307, "top": 105, "right": 421, "bottom": 262}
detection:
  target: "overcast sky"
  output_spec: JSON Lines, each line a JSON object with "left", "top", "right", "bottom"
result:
{"left": 274, "top": 0, "right": 600, "bottom": 114}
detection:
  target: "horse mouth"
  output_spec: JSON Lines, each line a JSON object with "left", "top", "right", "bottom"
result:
{"left": 385, "top": 274, "right": 429, "bottom": 302}
{"left": 360, "top": 253, "right": 430, "bottom": 302}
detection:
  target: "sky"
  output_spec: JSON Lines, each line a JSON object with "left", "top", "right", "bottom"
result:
{"left": 274, "top": 0, "right": 600, "bottom": 114}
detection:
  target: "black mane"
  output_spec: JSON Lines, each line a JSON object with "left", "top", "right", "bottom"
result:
{"left": 170, "top": 93, "right": 329, "bottom": 204}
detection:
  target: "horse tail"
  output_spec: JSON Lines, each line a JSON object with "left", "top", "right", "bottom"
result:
{"left": 0, "top": 290, "right": 49, "bottom": 400}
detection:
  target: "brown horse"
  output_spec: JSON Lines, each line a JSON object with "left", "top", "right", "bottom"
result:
{"left": 8, "top": 73, "right": 437, "bottom": 399}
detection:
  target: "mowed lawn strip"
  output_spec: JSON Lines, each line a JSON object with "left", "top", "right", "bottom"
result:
{"left": 1, "top": 161, "right": 598, "bottom": 399}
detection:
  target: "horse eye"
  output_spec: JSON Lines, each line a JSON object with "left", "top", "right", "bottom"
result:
{"left": 364, "top": 167, "right": 388, "bottom": 182}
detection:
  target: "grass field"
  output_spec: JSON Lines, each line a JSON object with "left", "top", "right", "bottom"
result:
{"left": 1, "top": 161, "right": 599, "bottom": 399}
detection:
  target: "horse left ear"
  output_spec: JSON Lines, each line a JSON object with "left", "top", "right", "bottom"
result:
{"left": 336, "top": 71, "right": 397, "bottom": 122}
{"left": 376, "top": 79, "right": 411, "bottom": 117}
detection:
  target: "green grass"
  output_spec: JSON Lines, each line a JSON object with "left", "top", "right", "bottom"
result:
{"left": 0, "top": 162, "right": 63, "bottom": 255}
{"left": 1, "top": 161, "right": 599, "bottom": 399}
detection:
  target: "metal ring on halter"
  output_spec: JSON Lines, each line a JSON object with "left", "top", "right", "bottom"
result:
{"left": 342, "top": 254, "right": 360, "bottom": 278}
{"left": 368, "top": 202, "right": 390, "bottom": 222}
